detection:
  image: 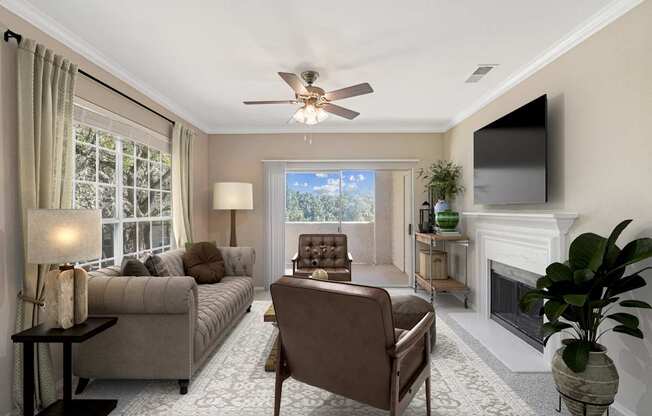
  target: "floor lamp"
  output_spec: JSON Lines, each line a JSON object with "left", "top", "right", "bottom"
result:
{"left": 213, "top": 182, "right": 253, "bottom": 247}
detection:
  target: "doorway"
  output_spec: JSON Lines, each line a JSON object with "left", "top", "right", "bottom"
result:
{"left": 284, "top": 168, "right": 413, "bottom": 287}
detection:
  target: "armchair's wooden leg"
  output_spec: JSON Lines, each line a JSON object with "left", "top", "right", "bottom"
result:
{"left": 274, "top": 334, "right": 290, "bottom": 416}
{"left": 425, "top": 377, "right": 432, "bottom": 416}
{"left": 246, "top": 304, "right": 252, "bottom": 313}
{"left": 274, "top": 373, "right": 283, "bottom": 416}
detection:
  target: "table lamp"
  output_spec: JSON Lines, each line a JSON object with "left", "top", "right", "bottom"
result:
{"left": 27, "top": 209, "right": 101, "bottom": 329}
{"left": 213, "top": 182, "right": 253, "bottom": 247}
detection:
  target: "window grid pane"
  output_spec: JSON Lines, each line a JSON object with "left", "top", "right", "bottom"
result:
{"left": 73, "top": 123, "right": 173, "bottom": 267}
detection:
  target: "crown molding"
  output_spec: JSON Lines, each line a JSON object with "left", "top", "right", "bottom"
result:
{"left": 444, "top": 0, "right": 645, "bottom": 131}
{"left": 0, "top": 0, "right": 211, "bottom": 133}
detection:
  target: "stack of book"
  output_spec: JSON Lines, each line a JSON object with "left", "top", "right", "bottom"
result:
{"left": 435, "top": 228, "right": 461, "bottom": 236}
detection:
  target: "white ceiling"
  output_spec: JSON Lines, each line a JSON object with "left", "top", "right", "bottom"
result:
{"left": 8, "top": 0, "right": 631, "bottom": 133}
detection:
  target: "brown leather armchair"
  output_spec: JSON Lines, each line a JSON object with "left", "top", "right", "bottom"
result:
{"left": 291, "top": 234, "right": 352, "bottom": 281}
{"left": 270, "top": 276, "right": 433, "bottom": 416}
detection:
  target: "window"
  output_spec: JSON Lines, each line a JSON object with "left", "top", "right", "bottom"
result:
{"left": 73, "top": 124, "right": 172, "bottom": 270}
{"left": 285, "top": 170, "right": 375, "bottom": 222}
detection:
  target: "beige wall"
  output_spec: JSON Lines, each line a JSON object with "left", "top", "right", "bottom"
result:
{"left": 207, "top": 133, "right": 444, "bottom": 286}
{"left": 0, "top": 7, "right": 210, "bottom": 413}
{"left": 444, "top": 2, "right": 651, "bottom": 414}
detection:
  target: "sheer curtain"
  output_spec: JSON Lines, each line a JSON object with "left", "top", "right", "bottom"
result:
{"left": 14, "top": 38, "right": 77, "bottom": 411}
{"left": 172, "top": 123, "right": 195, "bottom": 246}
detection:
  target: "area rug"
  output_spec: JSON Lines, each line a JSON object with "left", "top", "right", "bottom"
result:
{"left": 120, "top": 301, "right": 535, "bottom": 416}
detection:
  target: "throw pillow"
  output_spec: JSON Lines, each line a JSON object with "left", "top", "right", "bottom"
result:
{"left": 184, "top": 241, "right": 217, "bottom": 250}
{"left": 121, "top": 258, "right": 151, "bottom": 276}
{"left": 183, "top": 242, "right": 225, "bottom": 284}
{"left": 144, "top": 254, "right": 170, "bottom": 277}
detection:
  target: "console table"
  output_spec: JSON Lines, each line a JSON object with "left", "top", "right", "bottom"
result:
{"left": 12, "top": 317, "right": 118, "bottom": 416}
{"left": 414, "top": 232, "right": 471, "bottom": 307}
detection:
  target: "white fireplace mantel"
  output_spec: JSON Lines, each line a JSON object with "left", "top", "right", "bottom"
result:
{"left": 462, "top": 211, "right": 578, "bottom": 233}
{"left": 459, "top": 211, "right": 579, "bottom": 370}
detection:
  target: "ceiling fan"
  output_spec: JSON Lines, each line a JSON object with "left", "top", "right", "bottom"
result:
{"left": 243, "top": 71, "right": 373, "bottom": 125}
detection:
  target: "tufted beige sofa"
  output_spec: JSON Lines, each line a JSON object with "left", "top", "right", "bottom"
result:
{"left": 73, "top": 246, "right": 255, "bottom": 394}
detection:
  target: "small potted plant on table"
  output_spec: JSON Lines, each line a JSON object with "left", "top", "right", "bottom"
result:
{"left": 418, "top": 160, "right": 464, "bottom": 232}
{"left": 520, "top": 219, "right": 652, "bottom": 416}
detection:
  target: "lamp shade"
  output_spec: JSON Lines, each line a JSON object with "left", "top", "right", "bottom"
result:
{"left": 213, "top": 182, "right": 253, "bottom": 210}
{"left": 27, "top": 209, "right": 102, "bottom": 264}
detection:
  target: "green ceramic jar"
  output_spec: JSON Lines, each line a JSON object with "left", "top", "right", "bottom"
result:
{"left": 436, "top": 210, "right": 459, "bottom": 231}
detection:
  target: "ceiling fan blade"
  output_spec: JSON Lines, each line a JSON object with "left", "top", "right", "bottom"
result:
{"left": 324, "top": 83, "right": 373, "bottom": 101}
{"left": 322, "top": 103, "right": 360, "bottom": 120}
{"left": 243, "top": 100, "right": 298, "bottom": 105}
{"left": 278, "top": 72, "right": 309, "bottom": 95}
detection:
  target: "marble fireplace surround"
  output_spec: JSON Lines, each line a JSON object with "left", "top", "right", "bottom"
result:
{"left": 460, "top": 211, "right": 578, "bottom": 370}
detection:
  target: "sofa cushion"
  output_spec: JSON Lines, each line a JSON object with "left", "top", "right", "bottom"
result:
{"left": 144, "top": 254, "right": 170, "bottom": 276}
{"left": 158, "top": 248, "right": 185, "bottom": 277}
{"left": 183, "top": 242, "right": 225, "bottom": 284}
{"left": 121, "top": 258, "right": 151, "bottom": 276}
{"left": 194, "top": 276, "right": 254, "bottom": 361}
{"left": 294, "top": 267, "right": 351, "bottom": 282}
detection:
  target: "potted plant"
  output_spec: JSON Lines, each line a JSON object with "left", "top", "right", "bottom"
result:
{"left": 417, "top": 161, "right": 464, "bottom": 230}
{"left": 520, "top": 220, "right": 652, "bottom": 416}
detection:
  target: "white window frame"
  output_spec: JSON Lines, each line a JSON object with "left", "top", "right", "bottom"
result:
{"left": 72, "top": 120, "right": 173, "bottom": 270}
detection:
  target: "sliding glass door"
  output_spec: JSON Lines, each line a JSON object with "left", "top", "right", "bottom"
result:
{"left": 285, "top": 170, "right": 375, "bottom": 230}
{"left": 285, "top": 170, "right": 375, "bottom": 267}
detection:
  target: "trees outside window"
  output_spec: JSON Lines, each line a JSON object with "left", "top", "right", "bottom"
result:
{"left": 286, "top": 171, "right": 375, "bottom": 223}
{"left": 73, "top": 124, "right": 172, "bottom": 270}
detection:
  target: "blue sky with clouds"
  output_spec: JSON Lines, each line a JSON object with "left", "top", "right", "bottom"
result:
{"left": 287, "top": 171, "right": 375, "bottom": 196}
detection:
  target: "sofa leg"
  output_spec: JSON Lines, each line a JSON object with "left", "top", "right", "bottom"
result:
{"left": 178, "top": 379, "right": 189, "bottom": 395}
{"left": 247, "top": 304, "right": 252, "bottom": 313}
{"left": 75, "top": 377, "right": 90, "bottom": 395}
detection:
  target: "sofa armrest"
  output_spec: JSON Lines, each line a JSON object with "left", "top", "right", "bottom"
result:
{"left": 88, "top": 275, "right": 197, "bottom": 315}
{"left": 218, "top": 247, "right": 255, "bottom": 277}
{"left": 347, "top": 252, "right": 353, "bottom": 264}
{"left": 291, "top": 252, "right": 299, "bottom": 263}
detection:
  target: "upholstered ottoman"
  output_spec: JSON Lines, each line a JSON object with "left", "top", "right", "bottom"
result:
{"left": 391, "top": 295, "right": 436, "bottom": 349}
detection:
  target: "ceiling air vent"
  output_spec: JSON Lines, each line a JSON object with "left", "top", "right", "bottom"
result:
{"left": 465, "top": 64, "right": 498, "bottom": 83}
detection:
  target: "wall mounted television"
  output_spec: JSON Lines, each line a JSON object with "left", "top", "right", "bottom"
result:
{"left": 473, "top": 94, "right": 547, "bottom": 205}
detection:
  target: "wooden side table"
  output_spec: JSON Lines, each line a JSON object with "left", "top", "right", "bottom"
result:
{"left": 263, "top": 304, "right": 278, "bottom": 372}
{"left": 414, "top": 232, "right": 471, "bottom": 306}
{"left": 12, "top": 317, "right": 118, "bottom": 416}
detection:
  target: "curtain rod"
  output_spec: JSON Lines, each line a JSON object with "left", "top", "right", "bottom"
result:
{"left": 3, "top": 29, "right": 175, "bottom": 126}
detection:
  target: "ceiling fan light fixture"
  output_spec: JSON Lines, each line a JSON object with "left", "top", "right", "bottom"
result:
{"left": 293, "top": 104, "right": 328, "bottom": 125}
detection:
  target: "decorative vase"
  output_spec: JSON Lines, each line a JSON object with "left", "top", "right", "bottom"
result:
{"left": 436, "top": 210, "right": 459, "bottom": 231}
{"left": 44, "top": 269, "right": 75, "bottom": 329}
{"left": 434, "top": 199, "right": 449, "bottom": 214}
{"left": 311, "top": 269, "right": 329, "bottom": 280}
{"left": 44, "top": 267, "right": 89, "bottom": 329}
{"left": 552, "top": 340, "right": 619, "bottom": 416}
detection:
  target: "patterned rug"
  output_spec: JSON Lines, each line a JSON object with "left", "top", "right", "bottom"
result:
{"left": 120, "top": 301, "right": 535, "bottom": 416}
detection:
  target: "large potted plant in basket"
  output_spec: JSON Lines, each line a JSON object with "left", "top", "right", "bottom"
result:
{"left": 520, "top": 220, "right": 652, "bottom": 416}
{"left": 417, "top": 161, "right": 464, "bottom": 231}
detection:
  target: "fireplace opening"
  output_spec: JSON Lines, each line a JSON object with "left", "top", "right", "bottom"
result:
{"left": 490, "top": 261, "right": 544, "bottom": 352}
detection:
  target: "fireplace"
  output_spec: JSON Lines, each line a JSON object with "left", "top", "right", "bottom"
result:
{"left": 490, "top": 261, "right": 543, "bottom": 352}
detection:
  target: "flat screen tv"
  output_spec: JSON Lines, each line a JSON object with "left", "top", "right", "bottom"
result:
{"left": 473, "top": 94, "right": 547, "bottom": 205}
